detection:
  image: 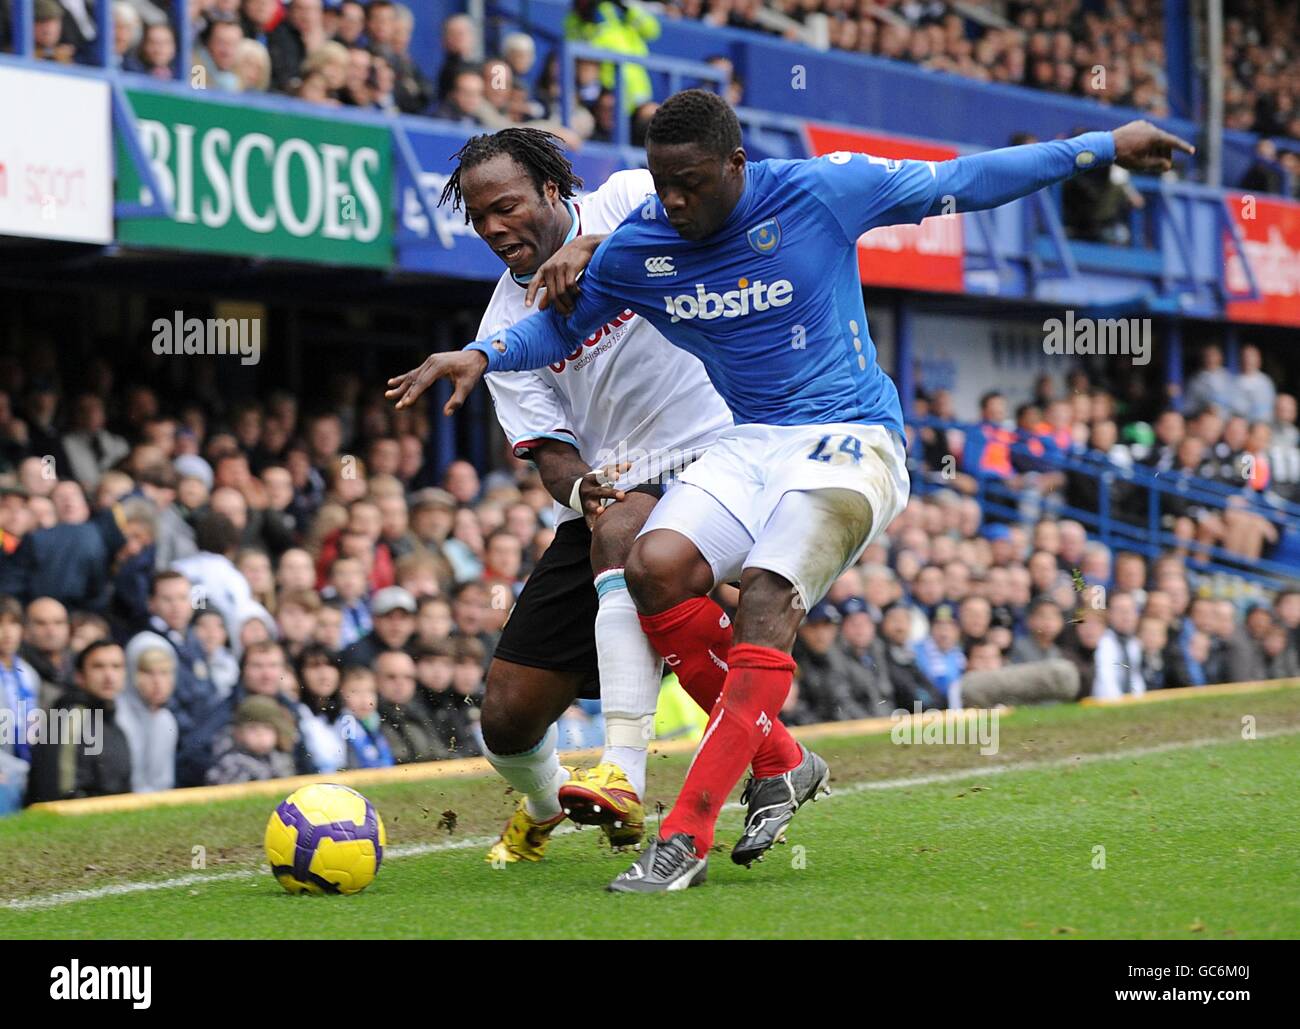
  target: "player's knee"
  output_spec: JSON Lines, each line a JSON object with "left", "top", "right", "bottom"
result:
{"left": 625, "top": 531, "right": 709, "bottom": 613}
{"left": 480, "top": 669, "right": 547, "bottom": 756}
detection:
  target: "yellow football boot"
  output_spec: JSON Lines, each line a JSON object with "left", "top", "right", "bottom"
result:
{"left": 558, "top": 763, "right": 645, "bottom": 849}
{"left": 485, "top": 797, "right": 567, "bottom": 864}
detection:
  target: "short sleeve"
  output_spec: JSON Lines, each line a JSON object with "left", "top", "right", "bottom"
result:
{"left": 485, "top": 370, "right": 578, "bottom": 457}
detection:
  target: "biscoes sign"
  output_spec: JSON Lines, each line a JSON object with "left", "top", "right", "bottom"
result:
{"left": 117, "top": 90, "right": 391, "bottom": 267}
{"left": 0, "top": 65, "right": 112, "bottom": 244}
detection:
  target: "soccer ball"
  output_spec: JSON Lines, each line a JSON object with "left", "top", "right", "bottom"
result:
{"left": 265, "top": 784, "right": 386, "bottom": 896}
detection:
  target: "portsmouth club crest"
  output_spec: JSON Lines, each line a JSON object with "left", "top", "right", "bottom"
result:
{"left": 746, "top": 217, "right": 781, "bottom": 256}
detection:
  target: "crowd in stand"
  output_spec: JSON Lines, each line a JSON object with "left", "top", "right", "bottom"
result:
{"left": 0, "top": 347, "right": 599, "bottom": 811}
{"left": 914, "top": 345, "right": 1300, "bottom": 566}
{"left": 667, "top": 0, "right": 1299, "bottom": 142}
{"left": 1, "top": 337, "right": 1298, "bottom": 811}
{"left": 1, "top": 0, "right": 685, "bottom": 148}
{"left": 6, "top": 0, "right": 1298, "bottom": 191}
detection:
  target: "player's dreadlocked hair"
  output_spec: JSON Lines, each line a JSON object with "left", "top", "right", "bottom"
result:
{"left": 439, "top": 127, "right": 584, "bottom": 223}
{"left": 646, "top": 89, "right": 742, "bottom": 160}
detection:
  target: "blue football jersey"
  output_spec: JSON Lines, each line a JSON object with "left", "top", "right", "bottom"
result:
{"left": 470, "top": 134, "right": 1116, "bottom": 439}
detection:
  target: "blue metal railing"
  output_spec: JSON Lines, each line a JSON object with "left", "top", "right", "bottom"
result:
{"left": 557, "top": 41, "right": 727, "bottom": 148}
{"left": 909, "top": 418, "right": 1300, "bottom": 589}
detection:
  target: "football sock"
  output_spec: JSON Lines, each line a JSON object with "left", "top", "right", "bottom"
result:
{"left": 483, "top": 724, "right": 569, "bottom": 822}
{"left": 638, "top": 597, "right": 802, "bottom": 780}
{"left": 660, "top": 643, "right": 797, "bottom": 856}
{"left": 594, "top": 569, "right": 659, "bottom": 798}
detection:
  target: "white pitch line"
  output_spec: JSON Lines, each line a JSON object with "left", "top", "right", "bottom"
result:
{"left": 3, "top": 728, "right": 1295, "bottom": 913}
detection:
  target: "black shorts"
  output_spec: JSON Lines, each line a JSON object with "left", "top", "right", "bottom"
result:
{"left": 492, "top": 485, "right": 662, "bottom": 700}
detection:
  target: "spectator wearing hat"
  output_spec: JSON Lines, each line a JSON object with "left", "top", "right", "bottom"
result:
{"left": 205, "top": 695, "right": 297, "bottom": 784}
{"left": 340, "top": 585, "right": 416, "bottom": 668}
{"left": 912, "top": 603, "right": 966, "bottom": 703}
{"left": 179, "top": 640, "right": 310, "bottom": 785}
{"left": 118, "top": 633, "right": 180, "bottom": 793}
{"left": 134, "top": 570, "right": 211, "bottom": 735}
{"left": 410, "top": 487, "right": 473, "bottom": 583}
{"left": 793, "top": 602, "right": 879, "bottom": 721}
{"left": 26, "top": 641, "right": 133, "bottom": 803}
{"left": 838, "top": 596, "right": 894, "bottom": 708}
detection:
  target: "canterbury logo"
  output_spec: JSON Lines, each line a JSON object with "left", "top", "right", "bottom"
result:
{"left": 664, "top": 653, "right": 681, "bottom": 667}
{"left": 644, "top": 256, "right": 676, "bottom": 277}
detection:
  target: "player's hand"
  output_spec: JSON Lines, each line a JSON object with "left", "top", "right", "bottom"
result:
{"left": 579, "top": 461, "right": 632, "bottom": 526}
{"left": 524, "top": 233, "right": 606, "bottom": 314}
{"left": 386, "top": 350, "right": 488, "bottom": 416}
{"left": 1111, "top": 120, "right": 1195, "bottom": 174}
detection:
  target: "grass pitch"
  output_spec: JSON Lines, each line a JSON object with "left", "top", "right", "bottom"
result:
{"left": 2, "top": 685, "right": 1299, "bottom": 939}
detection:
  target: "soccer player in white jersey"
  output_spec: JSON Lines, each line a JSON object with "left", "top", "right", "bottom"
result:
{"left": 425, "top": 128, "right": 818, "bottom": 864}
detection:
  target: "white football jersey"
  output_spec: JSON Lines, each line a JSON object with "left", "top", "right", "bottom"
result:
{"left": 480, "top": 169, "right": 734, "bottom": 525}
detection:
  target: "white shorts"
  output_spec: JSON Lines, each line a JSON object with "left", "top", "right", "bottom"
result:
{"left": 638, "top": 422, "right": 910, "bottom": 609}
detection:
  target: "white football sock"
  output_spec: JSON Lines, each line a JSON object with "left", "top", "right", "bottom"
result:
{"left": 594, "top": 568, "right": 661, "bottom": 798}
{"left": 483, "top": 723, "right": 569, "bottom": 821}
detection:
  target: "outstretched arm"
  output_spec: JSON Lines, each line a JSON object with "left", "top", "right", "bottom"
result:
{"left": 822, "top": 120, "right": 1197, "bottom": 238}
{"left": 387, "top": 249, "right": 624, "bottom": 414}
{"left": 925, "top": 120, "right": 1194, "bottom": 218}
{"left": 467, "top": 252, "right": 624, "bottom": 374}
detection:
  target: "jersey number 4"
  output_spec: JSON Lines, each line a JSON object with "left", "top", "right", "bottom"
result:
{"left": 807, "top": 434, "right": 863, "bottom": 464}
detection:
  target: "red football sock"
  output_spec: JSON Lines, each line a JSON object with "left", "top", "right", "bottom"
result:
{"left": 660, "top": 643, "right": 797, "bottom": 857}
{"left": 638, "top": 599, "right": 801, "bottom": 779}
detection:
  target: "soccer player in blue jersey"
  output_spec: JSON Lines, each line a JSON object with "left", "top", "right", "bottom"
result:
{"left": 388, "top": 90, "right": 1193, "bottom": 892}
